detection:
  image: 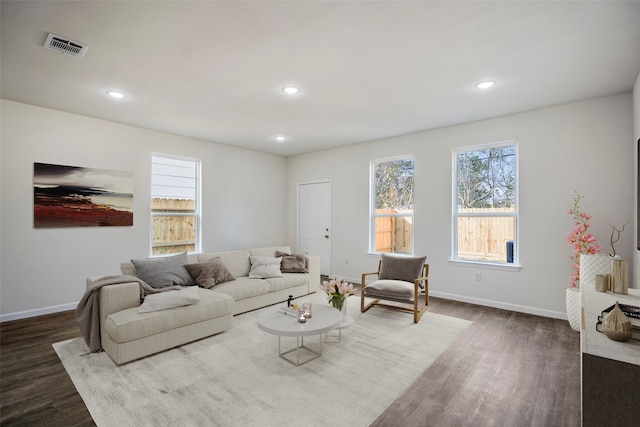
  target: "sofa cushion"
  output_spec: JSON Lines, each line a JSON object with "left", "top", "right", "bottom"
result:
{"left": 275, "top": 250, "right": 308, "bottom": 273}
{"left": 249, "top": 256, "right": 283, "bottom": 279}
{"left": 130, "top": 252, "right": 195, "bottom": 288}
{"left": 120, "top": 262, "right": 136, "bottom": 276}
{"left": 104, "top": 288, "right": 234, "bottom": 343}
{"left": 249, "top": 246, "right": 291, "bottom": 258}
{"left": 121, "top": 254, "right": 198, "bottom": 277}
{"left": 364, "top": 279, "right": 415, "bottom": 302}
{"left": 266, "top": 273, "right": 309, "bottom": 292}
{"left": 138, "top": 286, "right": 201, "bottom": 313}
{"left": 185, "top": 257, "right": 235, "bottom": 289}
{"left": 378, "top": 253, "right": 426, "bottom": 283}
{"left": 212, "top": 277, "right": 270, "bottom": 301}
{"left": 197, "top": 250, "right": 251, "bottom": 278}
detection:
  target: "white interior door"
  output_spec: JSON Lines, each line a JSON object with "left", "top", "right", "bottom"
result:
{"left": 298, "top": 182, "right": 331, "bottom": 276}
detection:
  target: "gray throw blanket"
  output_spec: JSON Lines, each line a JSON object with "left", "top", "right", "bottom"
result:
{"left": 74, "top": 275, "right": 181, "bottom": 352}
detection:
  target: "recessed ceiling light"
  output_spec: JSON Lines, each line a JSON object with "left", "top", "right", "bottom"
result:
{"left": 476, "top": 81, "right": 495, "bottom": 89}
{"left": 282, "top": 86, "right": 300, "bottom": 95}
{"left": 274, "top": 135, "right": 287, "bottom": 142}
{"left": 106, "top": 90, "right": 126, "bottom": 99}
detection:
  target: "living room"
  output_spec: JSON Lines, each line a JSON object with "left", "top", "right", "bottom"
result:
{"left": 1, "top": 1, "right": 640, "bottom": 426}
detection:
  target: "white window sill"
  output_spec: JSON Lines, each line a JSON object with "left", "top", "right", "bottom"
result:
{"left": 448, "top": 259, "right": 521, "bottom": 272}
{"left": 367, "top": 252, "right": 416, "bottom": 257}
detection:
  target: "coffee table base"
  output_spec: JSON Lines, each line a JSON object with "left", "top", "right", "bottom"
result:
{"left": 278, "top": 335, "right": 323, "bottom": 366}
{"left": 325, "top": 315, "right": 354, "bottom": 343}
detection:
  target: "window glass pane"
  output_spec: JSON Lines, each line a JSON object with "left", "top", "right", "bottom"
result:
{"left": 374, "top": 215, "right": 413, "bottom": 254}
{"left": 151, "top": 155, "right": 199, "bottom": 255}
{"left": 151, "top": 215, "right": 196, "bottom": 255}
{"left": 151, "top": 158, "right": 196, "bottom": 201}
{"left": 456, "top": 215, "right": 515, "bottom": 262}
{"left": 456, "top": 146, "right": 515, "bottom": 209}
{"left": 374, "top": 159, "right": 414, "bottom": 210}
{"left": 454, "top": 144, "right": 517, "bottom": 263}
{"left": 371, "top": 157, "right": 414, "bottom": 254}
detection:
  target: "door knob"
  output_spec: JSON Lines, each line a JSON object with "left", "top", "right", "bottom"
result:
{"left": 324, "top": 235, "right": 329, "bottom": 238}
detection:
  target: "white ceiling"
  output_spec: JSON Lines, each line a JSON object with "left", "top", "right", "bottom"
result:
{"left": 2, "top": 1, "right": 640, "bottom": 157}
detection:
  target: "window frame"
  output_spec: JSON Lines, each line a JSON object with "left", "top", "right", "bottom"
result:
{"left": 369, "top": 154, "right": 415, "bottom": 255}
{"left": 451, "top": 140, "right": 520, "bottom": 269}
{"left": 150, "top": 153, "right": 201, "bottom": 256}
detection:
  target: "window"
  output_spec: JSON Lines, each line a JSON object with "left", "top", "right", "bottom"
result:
{"left": 370, "top": 156, "right": 414, "bottom": 254}
{"left": 453, "top": 142, "right": 517, "bottom": 264}
{"left": 150, "top": 155, "right": 200, "bottom": 256}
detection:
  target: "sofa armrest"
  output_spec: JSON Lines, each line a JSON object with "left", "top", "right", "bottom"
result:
{"left": 305, "top": 255, "right": 320, "bottom": 293}
{"left": 86, "top": 275, "right": 111, "bottom": 291}
{"left": 99, "top": 282, "right": 140, "bottom": 319}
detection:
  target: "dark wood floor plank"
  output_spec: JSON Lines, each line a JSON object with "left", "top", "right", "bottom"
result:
{"left": 1, "top": 297, "right": 580, "bottom": 427}
{"left": 371, "top": 303, "right": 580, "bottom": 427}
{"left": 1, "top": 311, "right": 95, "bottom": 427}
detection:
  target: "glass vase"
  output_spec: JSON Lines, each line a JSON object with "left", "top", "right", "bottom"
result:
{"left": 330, "top": 295, "right": 344, "bottom": 310}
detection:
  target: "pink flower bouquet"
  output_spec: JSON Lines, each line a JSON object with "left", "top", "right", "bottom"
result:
{"left": 566, "top": 192, "right": 601, "bottom": 288}
{"left": 320, "top": 278, "right": 354, "bottom": 311}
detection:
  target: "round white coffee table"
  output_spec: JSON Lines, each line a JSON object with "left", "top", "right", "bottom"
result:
{"left": 257, "top": 304, "right": 342, "bottom": 366}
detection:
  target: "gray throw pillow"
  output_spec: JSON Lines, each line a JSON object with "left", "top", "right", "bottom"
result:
{"left": 378, "top": 253, "right": 426, "bottom": 283}
{"left": 131, "top": 252, "right": 194, "bottom": 289}
{"left": 275, "top": 250, "right": 308, "bottom": 273}
{"left": 185, "top": 257, "right": 235, "bottom": 289}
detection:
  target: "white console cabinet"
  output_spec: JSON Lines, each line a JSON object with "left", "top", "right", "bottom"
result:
{"left": 580, "top": 285, "right": 640, "bottom": 426}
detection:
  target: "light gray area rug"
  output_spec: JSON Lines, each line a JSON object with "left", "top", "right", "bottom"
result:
{"left": 54, "top": 293, "right": 471, "bottom": 427}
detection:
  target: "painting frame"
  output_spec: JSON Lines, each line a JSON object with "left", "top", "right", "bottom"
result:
{"left": 33, "top": 162, "right": 133, "bottom": 228}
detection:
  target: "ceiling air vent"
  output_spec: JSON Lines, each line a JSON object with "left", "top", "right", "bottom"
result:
{"left": 44, "top": 33, "right": 88, "bottom": 58}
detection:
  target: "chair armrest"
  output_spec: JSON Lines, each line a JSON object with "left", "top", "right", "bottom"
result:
{"left": 361, "top": 271, "right": 379, "bottom": 286}
{"left": 414, "top": 263, "right": 429, "bottom": 289}
{"left": 414, "top": 276, "right": 428, "bottom": 289}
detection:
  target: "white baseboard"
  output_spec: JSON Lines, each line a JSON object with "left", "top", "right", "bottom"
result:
{"left": 429, "top": 290, "right": 567, "bottom": 320}
{"left": 0, "top": 302, "right": 78, "bottom": 323}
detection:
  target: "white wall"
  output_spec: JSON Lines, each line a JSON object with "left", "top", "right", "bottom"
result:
{"left": 1, "top": 93, "right": 635, "bottom": 321}
{"left": 286, "top": 93, "right": 634, "bottom": 319}
{"left": 0, "top": 100, "right": 287, "bottom": 320}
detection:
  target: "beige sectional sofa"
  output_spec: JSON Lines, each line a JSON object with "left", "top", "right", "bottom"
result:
{"left": 91, "top": 246, "right": 319, "bottom": 364}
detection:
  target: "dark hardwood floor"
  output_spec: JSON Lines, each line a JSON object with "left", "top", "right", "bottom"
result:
{"left": 372, "top": 299, "right": 581, "bottom": 427}
{"left": 1, "top": 311, "right": 94, "bottom": 426}
{"left": 1, "top": 297, "right": 580, "bottom": 427}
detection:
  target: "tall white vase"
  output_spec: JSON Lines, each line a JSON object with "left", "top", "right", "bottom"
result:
{"left": 566, "top": 287, "right": 581, "bottom": 332}
{"left": 579, "top": 254, "right": 611, "bottom": 289}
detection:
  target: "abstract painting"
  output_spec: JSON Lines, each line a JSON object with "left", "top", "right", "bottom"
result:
{"left": 34, "top": 162, "right": 133, "bottom": 228}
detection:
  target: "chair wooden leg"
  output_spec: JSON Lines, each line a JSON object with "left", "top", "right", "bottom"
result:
{"left": 424, "top": 282, "right": 429, "bottom": 308}
{"left": 361, "top": 289, "right": 380, "bottom": 313}
{"left": 413, "top": 280, "right": 429, "bottom": 323}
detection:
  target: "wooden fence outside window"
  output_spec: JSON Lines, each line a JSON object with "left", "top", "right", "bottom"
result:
{"left": 375, "top": 208, "right": 515, "bottom": 262}
{"left": 151, "top": 201, "right": 513, "bottom": 261}
{"left": 151, "top": 198, "right": 196, "bottom": 255}
{"left": 457, "top": 207, "right": 515, "bottom": 262}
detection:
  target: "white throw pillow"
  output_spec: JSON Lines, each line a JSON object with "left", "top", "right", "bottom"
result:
{"left": 138, "top": 286, "right": 201, "bottom": 313}
{"left": 249, "top": 256, "right": 283, "bottom": 279}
